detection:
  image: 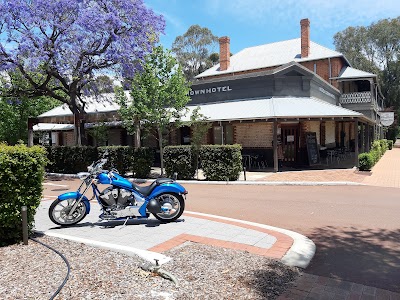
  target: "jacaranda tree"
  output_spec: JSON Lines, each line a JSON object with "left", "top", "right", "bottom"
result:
{"left": 0, "top": 0, "right": 165, "bottom": 145}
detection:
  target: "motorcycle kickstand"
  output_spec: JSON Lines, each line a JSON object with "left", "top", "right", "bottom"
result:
{"left": 120, "top": 217, "right": 129, "bottom": 229}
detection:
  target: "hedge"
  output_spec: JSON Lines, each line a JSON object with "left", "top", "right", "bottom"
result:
{"left": 0, "top": 144, "right": 47, "bottom": 246}
{"left": 200, "top": 144, "right": 242, "bottom": 181}
{"left": 164, "top": 146, "right": 196, "bottom": 179}
{"left": 358, "top": 153, "right": 374, "bottom": 171}
{"left": 131, "top": 148, "right": 154, "bottom": 179}
{"left": 358, "top": 139, "right": 389, "bottom": 171}
{"left": 46, "top": 146, "right": 154, "bottom": 178}
{"left": 46, "top": 146, "right": 97, "bottom": 174}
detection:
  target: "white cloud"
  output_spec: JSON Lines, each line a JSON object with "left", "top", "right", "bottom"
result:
{"left": 154, "top": 9, "right": 186, "bottom": 34}
{"left": 204, "top": 0, "right": 400, "bottom": 31}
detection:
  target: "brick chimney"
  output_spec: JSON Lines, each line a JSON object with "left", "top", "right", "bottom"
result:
{"left": 300, "top": 18, "right": 310, "bottom": 58}
{"left": 219, "top": 36, "right": 230, "bottom": 71}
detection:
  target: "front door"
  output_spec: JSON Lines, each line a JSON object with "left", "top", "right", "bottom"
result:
{"left": 281, "top": 125, "right": 299, "bottom": 163}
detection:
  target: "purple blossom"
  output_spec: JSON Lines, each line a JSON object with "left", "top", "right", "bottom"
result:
{"left": 0, "top": 0, "right": 165, "bottom": 81}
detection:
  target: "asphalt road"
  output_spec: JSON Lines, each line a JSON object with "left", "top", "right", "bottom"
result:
{"left": 182, "top": 184, "right": 400, "bottom": 293}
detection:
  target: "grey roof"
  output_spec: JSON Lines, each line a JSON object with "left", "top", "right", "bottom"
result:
{"left": 33, "top": 123, "right": 74, "bottom": 131}
{"left": 38, "top": 92, "right": 130, "bottom": 118}
{"left": 332, "top": 66, "right": 377, "bottom": 80}
{"left": 196, "top": 38, "right": 348, "bottom": 78}
{"left": 33, "top": 121, "right": 122, "bottom": 132}
{"left": 182, "top": 97, "right": 362, "bottom": 121}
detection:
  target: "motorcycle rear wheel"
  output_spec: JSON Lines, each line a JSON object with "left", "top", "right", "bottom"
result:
{"left": 153, "top": 193, "right": 184, "bottom": 222}
{"left": 49, "top": 198, "right": 87, "bottom": 226}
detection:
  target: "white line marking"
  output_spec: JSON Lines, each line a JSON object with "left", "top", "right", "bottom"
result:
{"left": 43, "top": 182, "right": 69, "bottom": 188}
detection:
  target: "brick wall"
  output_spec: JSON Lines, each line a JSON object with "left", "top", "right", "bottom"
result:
{"left": 234, "top": 122, "right": 273, "bottom": 148}
{"left": 300, "top": 19, "right": 310, "bottom": 58}
{"left": 219, "top": 36, "right": 230, "bottom": 71}
{"left": 63, "top": 131, "right": 75, "bottom": 146}
{"left": 299, "top": 57, "right": 344, "bottom": 89}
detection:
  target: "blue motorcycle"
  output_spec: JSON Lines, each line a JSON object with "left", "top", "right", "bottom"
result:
{"left": 48, "top": 157, "right": 187, "bottom": 226}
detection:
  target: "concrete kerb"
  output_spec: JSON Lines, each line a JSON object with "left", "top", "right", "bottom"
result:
{"left": 46, "top": 173, "right": 365, "bottom": 186}
{"left": 34, "top": 230, "right": 172, "bottom": 266}
{"left": 185, "top": 211, "right": 316, "bottom": 269}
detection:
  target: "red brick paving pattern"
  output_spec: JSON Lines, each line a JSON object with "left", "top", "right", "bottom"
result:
{"left": 149, "top": 212, "right": 293, "bottom": 260}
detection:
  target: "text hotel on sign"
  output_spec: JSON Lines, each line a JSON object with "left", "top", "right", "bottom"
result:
{"left": 189, "top": 86, "right": 233, "bottom": 96}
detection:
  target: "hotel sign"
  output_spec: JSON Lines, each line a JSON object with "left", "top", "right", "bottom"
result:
{"left": 189, "top": 85, "right": 232, "bottom": 96}
{"left": 380, "top": 112, "right": 394, "bottom": 126}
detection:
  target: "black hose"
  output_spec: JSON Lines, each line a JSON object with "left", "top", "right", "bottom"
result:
{"left": 30, "top": 237, "right": 71, "bottom": 300}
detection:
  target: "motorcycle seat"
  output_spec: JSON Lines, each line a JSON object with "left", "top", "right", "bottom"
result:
{"left": 132, "top": 178, "right": 174, "bottom": 197}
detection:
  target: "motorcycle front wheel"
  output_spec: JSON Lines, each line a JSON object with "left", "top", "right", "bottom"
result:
{"left": 49, "top": 198, "right": 88, "bottom": 226}
{"left": 153, "top": 193, "right": 185, "bottom": 222}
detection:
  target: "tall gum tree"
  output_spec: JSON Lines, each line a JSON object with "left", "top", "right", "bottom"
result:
{"left": 172, "top": 25, "right": 218, "bottom": 81}
{"left": 0, "top": 0, "right": 165, "bottom": 145}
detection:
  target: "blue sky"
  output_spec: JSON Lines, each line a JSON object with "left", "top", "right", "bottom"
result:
{"left": 145, "top": 0, "right": 400, "bottom": 54}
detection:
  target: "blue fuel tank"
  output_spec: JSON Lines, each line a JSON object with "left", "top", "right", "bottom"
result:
{"left": 97, "top": 172, "right": 132, "bottom": 190}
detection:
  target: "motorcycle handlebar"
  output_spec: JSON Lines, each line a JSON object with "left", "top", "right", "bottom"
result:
{"left": 87, "top": 158, "right": 108, "bottom": 174}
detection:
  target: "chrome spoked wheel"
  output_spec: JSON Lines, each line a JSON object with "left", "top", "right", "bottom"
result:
{"left": 49, "top": 198, "right": 87, "bottom": 226}
{"left": 153, "top": 193, "right": 184, "bottom": 222}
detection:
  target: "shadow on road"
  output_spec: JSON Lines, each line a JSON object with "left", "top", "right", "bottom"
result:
{"left": 306, "top": 226, "right": 400, "bottom": 293}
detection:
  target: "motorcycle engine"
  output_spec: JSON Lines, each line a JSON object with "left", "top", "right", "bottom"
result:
{"left": 99, "top": 187, "right": 134, "bottom": 209}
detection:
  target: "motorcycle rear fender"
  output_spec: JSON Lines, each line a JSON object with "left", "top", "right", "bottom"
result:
{"left": 146, "top": 182, "right": 187, "bottom": 200}
{"left": 57, "top": 192, "right": 91, "bottom": 214}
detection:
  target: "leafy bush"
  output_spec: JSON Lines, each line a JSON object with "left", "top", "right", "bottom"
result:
{"left": 46, "top": 146, "right": 153, "bottom": 178}
{"left": 386, "top": 126, "right": 399, "bottom": 142}
{"left": 46, "top": 146, "right": 97, "bottom": 173}
{"left": 98, "top": 146, "right": 133, "bottom": 175}
{"left": 388, "top": 140, "right": 393, "bottom": 150}
{"left": 369, "top": 150, "right": 380, "bottom": 164}
{"left": 200, "top": 144, "right": 242, "bottom": 181}
{"left": 379, "top": 139, "right": 388, "bottom": 153}
{"left": 132, "top": 148, "right": 154, "bottom": 178}
{"left": 0, "top": 144, "right": 47, "bottom": 246}
{"left": 358, "top": 139, "right": 390, "bottom": 171}
{"left": 164, "top": 146, "right": 196, "bottom": 179}
{"left": 358, "top": 152, "right": 374, "bottom": 171}
{"left": 371, "top": 140, "right": 382, "bottom": 159}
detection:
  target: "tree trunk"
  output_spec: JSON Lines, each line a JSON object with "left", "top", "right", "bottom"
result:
{"left": 73, "top": 112, "right": 82, "bottom": 146}
{"left": 134, "top": 117, "right": 141, "bottom": 149}
{"left": 158, "top": 127, "right": 164, "bottom": 176}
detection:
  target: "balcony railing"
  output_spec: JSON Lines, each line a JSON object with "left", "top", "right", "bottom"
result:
{"left": 340, "top": 91, "right": 372, "bottom": 104}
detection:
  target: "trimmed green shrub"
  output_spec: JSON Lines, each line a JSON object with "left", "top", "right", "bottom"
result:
{"left": 388, "top": 140, "right": 393, "bottom": 150}
{"left": 164, "top": 146, "right": 196, "bottom": 179}
{"left": 369, "top": 150, "right": 380, "bottom": 164}
{"left": 132, "top": 148, "right": 154, "bottom": 179}
{"left": 0, "top": 144, "right": 47, "bottom": 246}
{"left": 371, "top": 140, "right": 382, "bottom": 159}
{"left": 379, "top": 139, "right": 388, "bottom": 153}
{"left": 358, "top": 152, "right": 374, "bottom": 171}
{"left": 98, "top": 146, "right": 133, "bottom": 175}
{"left": 46, "top": 146, "right": 97, "bottom": 173}
{"left": 46, "top": 146, "right": 153, "bottom": 178}
{"left": 200, "top": 144, "right": 242, "bottom": 181}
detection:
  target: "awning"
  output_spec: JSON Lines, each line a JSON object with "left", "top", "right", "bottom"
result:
{"left": 33, "top": 121, "right": 123, "bottom": 132}
{"left": 182, "top": 97, "right": 363, "bottom": 122}
{"left": 33, "top": 123, "right": 74, "bottom": 131}
{"left": 331, "top": 66, "right": 376, "bottom": 80}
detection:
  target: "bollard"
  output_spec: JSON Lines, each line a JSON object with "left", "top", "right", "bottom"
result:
{"left": 173, "top": 172, "right": 178, "bottom": 180}
{"left": 243, "top": 167, "right": 247, "bottom": 181}
{"left": 21, "top": 206, "right": 28, "bottom": 245}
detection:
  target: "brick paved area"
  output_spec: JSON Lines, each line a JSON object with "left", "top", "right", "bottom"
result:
{"left": 262, "top": 148, "right": 400, "bottom": 188}
{"left": 278, "top": 273, "right": 400, "bottom": 300}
